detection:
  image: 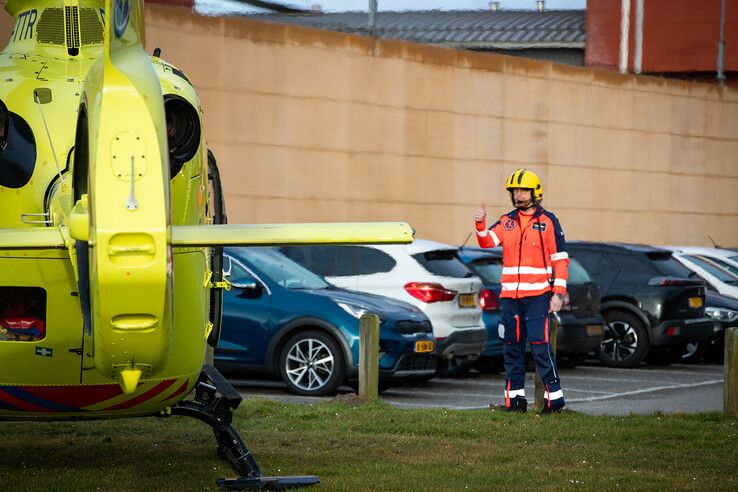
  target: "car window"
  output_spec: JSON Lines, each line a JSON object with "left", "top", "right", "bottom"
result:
{"left": 729, "top": 254, "right": 738, "bottom": 263}
{"left": 566, "top": 258, "right": 592, "bottom": 284}
{"left": 469, "top": 258, "right": 503, "bottom": 284}
{"left": 224, "top": 255, "right": 250, "bottom": 279}
{"left": 705, "top": 256, "right": 738, "bottom": 277}
{"left": 280, "top": 245, "right": 354, "bottom": 277}
{"left": 568, "top": 249, "right": 600, "bottom": 274}
{"left": 412, "top": 249, "right": 475, "bottom": 278}
{"left": 610, "top": 253, "right": 658, "bottom": 274}
{"left": 239, "top": 248, "right": 330, "bottom": 289}
{"left": 354, "top": 246, "right": 396, "bottom": 274}
{"left": 685, "top": 255, "right": 738, "bottom": 285}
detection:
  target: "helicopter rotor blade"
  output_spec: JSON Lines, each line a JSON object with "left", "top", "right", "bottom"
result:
{"left": 170, "top": 222, "right": 415, "bottom": 247}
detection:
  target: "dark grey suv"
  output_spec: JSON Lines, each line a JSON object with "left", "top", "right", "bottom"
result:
{"left": 566, "top": 242, "right": 715, "bottom": 367}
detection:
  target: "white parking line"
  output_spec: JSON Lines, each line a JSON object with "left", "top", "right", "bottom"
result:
{"left": 566, "top": 379, "right": 723, "bottom": 403}
{"left": 573, "top": 365, "right": 724, "bottom": 376}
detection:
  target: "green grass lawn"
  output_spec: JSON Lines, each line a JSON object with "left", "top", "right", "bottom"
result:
{"left": 0, "top": 398, "right": 736, "bottom": 491}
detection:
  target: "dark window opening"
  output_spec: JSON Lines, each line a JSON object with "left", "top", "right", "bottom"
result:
{"left": 354, "top": 246, "right": 396, "bottom": 275}
{"left": 0, "top": 287, "right": 47, "bottom": 341}
{"left": 412, "top": 249, "right": 475, "bottom": 278}
{"left": 0, "top": 104, "right": 37, "bottom": 189}
{"left": 280, "top": 245, "right": 355, "bottom": 277}
{"left": 72, "top": 104, "right": 88, "bottom": 203}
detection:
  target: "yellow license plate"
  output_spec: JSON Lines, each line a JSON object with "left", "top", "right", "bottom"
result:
{"left": 458, "top": 293, "right": 476, "bottom": 308}
{"left": 586, "top": 324, "right": 603, "bottom": 337}
{"left": 689, "top": 297, "right": 703, "bottom": 308}
{"left": 415, "top": 340, "right": 435, "bottom": 353}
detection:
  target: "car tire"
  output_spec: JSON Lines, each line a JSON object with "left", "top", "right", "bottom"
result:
{"left": 279, "top": 330, "right": 345, "bottom": 396}
{"left": 680, "top": 341, "right": 708, "bottom": 364}
{"left": 597, "top": 310, "right": 649, "bottom": 368}
{"left": 437, "top": 356, "right": 474, "bottom": 378}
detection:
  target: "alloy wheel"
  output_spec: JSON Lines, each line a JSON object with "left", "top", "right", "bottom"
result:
{"left": 601, "top": 320, "right": 639, "bottom": 362}
{"left": 284, "top": 337, "right": 335, "bottom": 392}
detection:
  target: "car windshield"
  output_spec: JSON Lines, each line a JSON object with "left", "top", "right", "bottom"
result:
{"left": 705, "top": 256, "right": 738, "bottom": 278}
{"left": 412, "top": 249, "right": 476, "bottom": 278}
{"left": 236, "top": 248, "right": 330, "bottom": 290}
{"left": 685, "top": 255, "right": 738, "bottom": 285}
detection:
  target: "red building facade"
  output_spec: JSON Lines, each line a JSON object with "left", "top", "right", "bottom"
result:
{"left": 586, "top": 0, "right": 737, "bottom": 76}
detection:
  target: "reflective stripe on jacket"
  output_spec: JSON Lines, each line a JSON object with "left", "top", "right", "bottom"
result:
{"left": 475, "top": 206, "right": 569, "bottom": 299}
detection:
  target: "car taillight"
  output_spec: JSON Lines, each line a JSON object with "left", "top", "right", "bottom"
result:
{"left": 404, "top": 282, "right": 457, "bottom": 303}
{"left": 479, "top": 288, "right": 499, "bottom": 311}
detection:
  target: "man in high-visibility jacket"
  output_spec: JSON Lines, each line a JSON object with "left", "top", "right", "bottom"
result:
{"left": 474, "top": 169, "right": 569, "bottom": 413}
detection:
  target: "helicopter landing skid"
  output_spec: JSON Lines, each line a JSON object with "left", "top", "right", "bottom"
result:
{"left": 169, "top": 364, "right": 320, "bottom": 490}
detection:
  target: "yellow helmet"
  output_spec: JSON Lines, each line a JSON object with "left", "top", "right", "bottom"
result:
{"left": 505, "top": 168, "right": 543, "bottom": 205}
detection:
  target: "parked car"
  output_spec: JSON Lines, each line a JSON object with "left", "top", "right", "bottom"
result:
{"left": 665, "top": 246, "right": 738, "bottom": 278}
{"left": 683, "top": 290, "right": 738, "bottom": 363}
{"left": 215, "top": 247, "right": 438, "bottom": 396}
{"left": 665, "top": 249, "right": 738, "bottom": 299}
{"left": 565, "top": 242, "right": 714, "bottom": 367}
{"left": 457, "top": 247, "right": 603, "bottom": 370}
{"left": 451, "top": 248, "right": 503, "bottom": 372}
{"left": 279, "top": 240, "right": 487, "bottom": 376}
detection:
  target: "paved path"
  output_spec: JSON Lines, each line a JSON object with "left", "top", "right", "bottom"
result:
{"left": 231, "top": 362, "right": 725, "bottom": 415}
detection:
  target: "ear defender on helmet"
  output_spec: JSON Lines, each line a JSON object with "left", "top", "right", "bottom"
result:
{"left": 505, "top": 168, "right": 543, "bottom": 206}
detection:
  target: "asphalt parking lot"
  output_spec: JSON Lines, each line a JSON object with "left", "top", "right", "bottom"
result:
{"left": 231, "top": 362, "right": 725, "bottom": 415}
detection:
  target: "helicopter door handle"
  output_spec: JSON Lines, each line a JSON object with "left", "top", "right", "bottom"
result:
{"left": 21, "top": 212, "right": 52, "bottom": 225}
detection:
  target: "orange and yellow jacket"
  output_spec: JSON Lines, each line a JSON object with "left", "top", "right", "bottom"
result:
{"left": 475, "top": 206, "right": 569, "bottom": 299}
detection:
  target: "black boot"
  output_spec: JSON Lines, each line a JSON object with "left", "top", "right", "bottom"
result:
{"left": 505, "top": 396, "right": 528, "bottom": 413}
{"left": 539, "top": 404, "right": 564, "bottom": 415}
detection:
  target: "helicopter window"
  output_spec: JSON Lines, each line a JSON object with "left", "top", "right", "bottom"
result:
{"left": 0, "top": 107, "right": 37, "bottom": 189}
{"left": 0, "top": 287, "right": 47, "bottom": 342}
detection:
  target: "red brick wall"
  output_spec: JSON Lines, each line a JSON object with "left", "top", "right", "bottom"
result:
{"left": 586, "top": 0, "right": 738, "bottom": 73}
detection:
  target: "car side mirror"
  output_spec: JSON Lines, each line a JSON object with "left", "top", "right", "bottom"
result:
{"left": 229, "top": 275, "right": 261, "bottom": 292}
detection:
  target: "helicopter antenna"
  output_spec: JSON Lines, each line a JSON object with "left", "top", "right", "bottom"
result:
{"left": 34, "top": 89, "right": 65, "bottom": 192}
{"left": 708, "top": 234, "right": 721, "bottom": 248}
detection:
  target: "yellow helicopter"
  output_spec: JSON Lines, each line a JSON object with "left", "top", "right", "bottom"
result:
{"left": 0, "top": 0, "right": 413, "bottom": 487}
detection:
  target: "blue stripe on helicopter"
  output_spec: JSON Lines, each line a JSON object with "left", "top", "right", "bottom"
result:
{"left": 2, "top": 386, "right": 81, "bottom": 412}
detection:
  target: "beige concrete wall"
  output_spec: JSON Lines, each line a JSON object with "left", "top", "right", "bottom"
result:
{"left": 146, "top": 7, "right": 737, "bottom": 248}
{"left": 3, "top": 5, "right": 737, "bottom": 247}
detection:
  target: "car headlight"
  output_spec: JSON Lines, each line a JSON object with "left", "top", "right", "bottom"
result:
{"left": 705, "top": 307, "right": 738, "bottom": 322}
{"left": 336, "top": 302, "right": 370, "bottom": 319}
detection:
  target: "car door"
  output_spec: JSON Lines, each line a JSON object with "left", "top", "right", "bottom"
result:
{"left": 219, "top": 255, "right": 272, "bottom": 365}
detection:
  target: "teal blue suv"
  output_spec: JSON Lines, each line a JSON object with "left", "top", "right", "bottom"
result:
{"left": 214, "top": 247, "right": 438, "bottom": 396}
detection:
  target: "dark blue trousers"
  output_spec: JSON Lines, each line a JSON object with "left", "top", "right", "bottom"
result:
{"left": 500, "top": 294, "right": 564, "bottom": 410}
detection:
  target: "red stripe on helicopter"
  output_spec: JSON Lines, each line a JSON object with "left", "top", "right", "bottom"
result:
{"left": 0, "top": 388, "right": 49, "bottom": 412}
{"left": 21, "top": 384, "right": 123, "bottom": 408}
{"left": 102, "top": 379, "right": 177, "bottom": 411}
{"left": 163, "top": 379, "right": 190, "bottom": 401}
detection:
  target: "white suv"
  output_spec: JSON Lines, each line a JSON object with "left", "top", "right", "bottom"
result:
{"left": 664, "top": 247, "right": 738, "bottom": 299}
{"left": 279, "top": 239, "right": 486, "bottom": 376}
